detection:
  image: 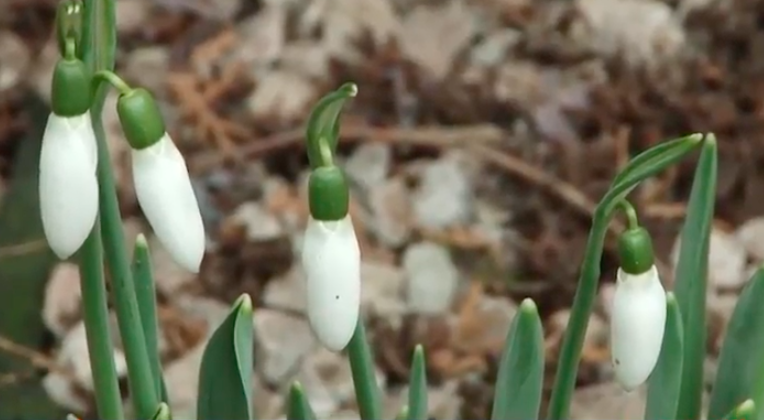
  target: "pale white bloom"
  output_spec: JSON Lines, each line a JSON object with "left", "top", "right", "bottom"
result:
{"left": 39, "top": 112, "right": 99, "bottom": 259}
{"left": 301, "top": 215, "right": 361, "bottom": 351}
{"left": 132, "top": 133, "right": 205, "bottom": 273}
{"left": 610, "top": 265, "right": 667, "bottom": 391}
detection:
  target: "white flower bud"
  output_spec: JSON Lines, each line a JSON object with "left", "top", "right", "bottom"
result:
{"left": 301, "top": 215, "right": 361, "bottom": 351}
{"left": 132, "top": 133, "right": 205, "bottom": 273}
{"left": 610, "top": 265, "right": 667, "bottom": 391}
{"left": 39, "top": 112, "right": 99, "bottom": 259}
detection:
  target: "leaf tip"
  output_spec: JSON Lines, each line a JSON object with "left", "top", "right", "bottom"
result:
{"left": 665, "top": 291, "right": 677, "bottom": 304}
{"left": 135, "top": 232, "right": 148, "bottom": 248}
{"left": 339, "top": 82, "right": 358, "bottom": 97}
{"left": 235, "top": 293, "right": 253, "bottom": 314}
{"left": 152, "top": 402, "right": 171, "bottom": 420}
{"left": 520, "top": 298, "right": 538, "bottom": 314}
{"left": 290, "top": 380, "right": 304, "bottom": 394}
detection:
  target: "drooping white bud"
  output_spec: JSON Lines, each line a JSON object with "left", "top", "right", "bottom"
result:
{"left": 301, "top": 215, "right": 361, "bottom": 351}
{"left": 39, "top": 112, "right": 99, "bottom": 259}
{"left": 132, "top": 133, "right": 205, "bottom": 273}
{"left": 610, "top": 265, "right": 667, "bottom": 391}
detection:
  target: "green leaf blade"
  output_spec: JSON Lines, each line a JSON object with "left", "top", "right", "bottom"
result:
{"left": 287, "top": 382, "right": 316, "bottom": 420}
{"left": 547, "top": 133, "right": 704, "bottom": 420}
{"left": 645, "top": 292, "right": 684, "bottom": 420}
{"left": 347, "top": 320, "right": 383, "bottom": 420}
{"left": 674, "top": 134, "right": 717, "bottom": 420}
{"left": 196, "top": 294, "right": 255, "bottom": 420}
{"left": 131, "top": 234, "right": 169, "bottom": 406}
{"left": 305, "top": 82, "right": 357, "bottom": 169}
{"left": 723, "top": 399, "right": 756, "bottom": 420}
{"left": 709, "top": 266, "right": 764, "bottom": 420}
{"left": 491, "top": 299, "right": 544, "bottom": 420}
{"left": 407, "top": 345, "right": 428, "bottom": 420}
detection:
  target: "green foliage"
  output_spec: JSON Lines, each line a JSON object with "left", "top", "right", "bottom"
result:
{"left": 34, "top": 1, "right": 764, "bottom": 419}
{"left": 490, "top": 299, "right": 544, "bottom": 420}
{"left": 196, "top": 294, "right": 254, "bottom": 420}
{"left": 709, "top": 267, "right": 764, "bottom": 420}
{"left": 645, "top": 293, "right": 684, "bottom": 420}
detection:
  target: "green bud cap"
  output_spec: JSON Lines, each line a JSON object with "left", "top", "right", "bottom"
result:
{"left": 618, "top": 226, "right": 655, "bottom": 275}
{"left": 117, "top": 88, "right": 166, "bottom": 150}
{"left": 308, "top": 166, "right": 349, "bottom": 221}
{"left": 51, "top": 58, "right": 91, "bottom": 117}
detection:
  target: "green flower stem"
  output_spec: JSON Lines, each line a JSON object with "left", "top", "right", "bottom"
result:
{"left": 93, "top": 96, "right": 158, "bottom": 419}
{"left": 618, "top": 200, "right": 640, "bottom": 230}
{"left": 131, "top": 235, "right": 166, "bottom": 404}
{"left": 82, "top": 0, "right": 158, "bottom": 417}
{"left": 92, "top": 70, "right": 132, "bottom": 96}
{"left": 77, "top": 223, "right": 124, "bottom": 420}
{"left": 546, "top": 134, "right": 704, "bottom": 420}
{"left": 348, "top": 320, "right": 383, "bottom": 420}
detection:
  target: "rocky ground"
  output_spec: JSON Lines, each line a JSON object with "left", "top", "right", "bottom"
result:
{"left": 3, "top": 0, "right": 764, "bottom": 418}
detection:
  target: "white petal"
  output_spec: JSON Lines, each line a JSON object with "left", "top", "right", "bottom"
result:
{"left": 132, "top": 133, "right": 205, "bottom": 272}
{"left": 301, "top": 216, "right": 361, "bottom": 351}
{"left": 610, "top": 265, "right": 667, "bottom": 391}
{"left": 39, "top": 112, "right": 99, "bottom": 259}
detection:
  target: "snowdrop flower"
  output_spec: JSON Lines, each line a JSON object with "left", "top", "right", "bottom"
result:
{"left": 39, "top": 57, "right": 98, "bottom": 259}
{"left": 302, "top": 165, "right": 360, "bottom": 351}
{"left": 302, "top": 215, "right": 361, "bottom": 351}
{"left": 118, "top": 88, "right": 205, "bottom": 272}
{"left": 610, "top": 224, "right": 667, "bottom": 391}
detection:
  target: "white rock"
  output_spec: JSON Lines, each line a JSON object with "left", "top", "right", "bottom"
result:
{"left": 361, "top": 261, "right": 407, "bottom": 318}
{"left": 413, "top": 154, "right": 475, "bottom": 229}
{"left": 254, "top": 309, "right": 316, "bottom": 385}
{"left": 569, "top": 381, "right": 646, "bottom": 420}
{"left": 231, "top": 201, "right": 284, "bottom": 241}
{"left": 263, "top": 266, "right": 308, "bottom": 313}
{"left": 345, "top": 144, "right": 392, "bottom": 192}
{"left": 671, "top": 226, "right": 748, "bottom": 291}
{"left": 43, "top": 263, "right": 82, "bottom": 338}
{"left": 147, "top": 233, "right": 197, "bottom": 295}
{"left": 736, "top": 216, "right": 764, "bottom": 262}
{"left": 404, "top": 242, "right": 460, "bottom": 314}
{"left": 57, "top": 321, "right": 128, "bottom": 392}
{"left": 295, "top": 357, "right": 339, "bottom": 417}
{"left": 573, "top": 0, "right": 687, "bottom": 69}
{"left": 302, "top": 347, "right": 387, "bottom": 407}
{"left": 369, "top": 177, "right": 412, "bottom": 247}
{"left": 42, "top": 372, "right": 90, "bottom": 414}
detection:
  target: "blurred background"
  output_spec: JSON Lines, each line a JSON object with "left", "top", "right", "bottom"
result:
{"left": 1, "top": 0, "right": 764, "bottom": 418}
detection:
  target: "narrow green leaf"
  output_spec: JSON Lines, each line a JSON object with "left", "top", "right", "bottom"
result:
{"left": 287, "top": 382, "right": 316, "bottom": 420}
{"left": 491, "top": 299, "right": 544, "bottom": 420}
{"left": 547, "top": 133, "right": 704, "bottom": 420}
{"left": 305, "top": 82, "right": 358, "bottom": 169}
{"left": 197, "top": 294, "right": 254, "bottom": 420}
{"left": 83, "top": 0, "right": 159, "bottom": 418}
{"left": 131, "top": 234, "right": 169, "bottom": 406}
{"left": 611, "top": 133, "right": 703, "bottom": 187}
{"left": 674, "top": 135, "right": 717, "bottom": 420}
{"left": 151, "top": 403, "right": 171, "bottom": 420}
{"left": 645, "top": 292, "right": 684, "bottom": 420}
{"left": 78, "top": 224, "right": 124, "bottom": 420}
{"left": 723, "top": 399, "right": 756, "bottom": 420}
{"left": 348, "top": 320, "right": 383, "bottom": 420}
{"left": 407, "top": 345, "right": 428, "bottom": 420}
{"left": 709, "top": 267, "right": 764, "bottom": 420}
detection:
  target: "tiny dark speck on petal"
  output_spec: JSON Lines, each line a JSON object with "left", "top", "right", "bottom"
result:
{"left": 335, "top": 295, "right": 339, "bottom": 299}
